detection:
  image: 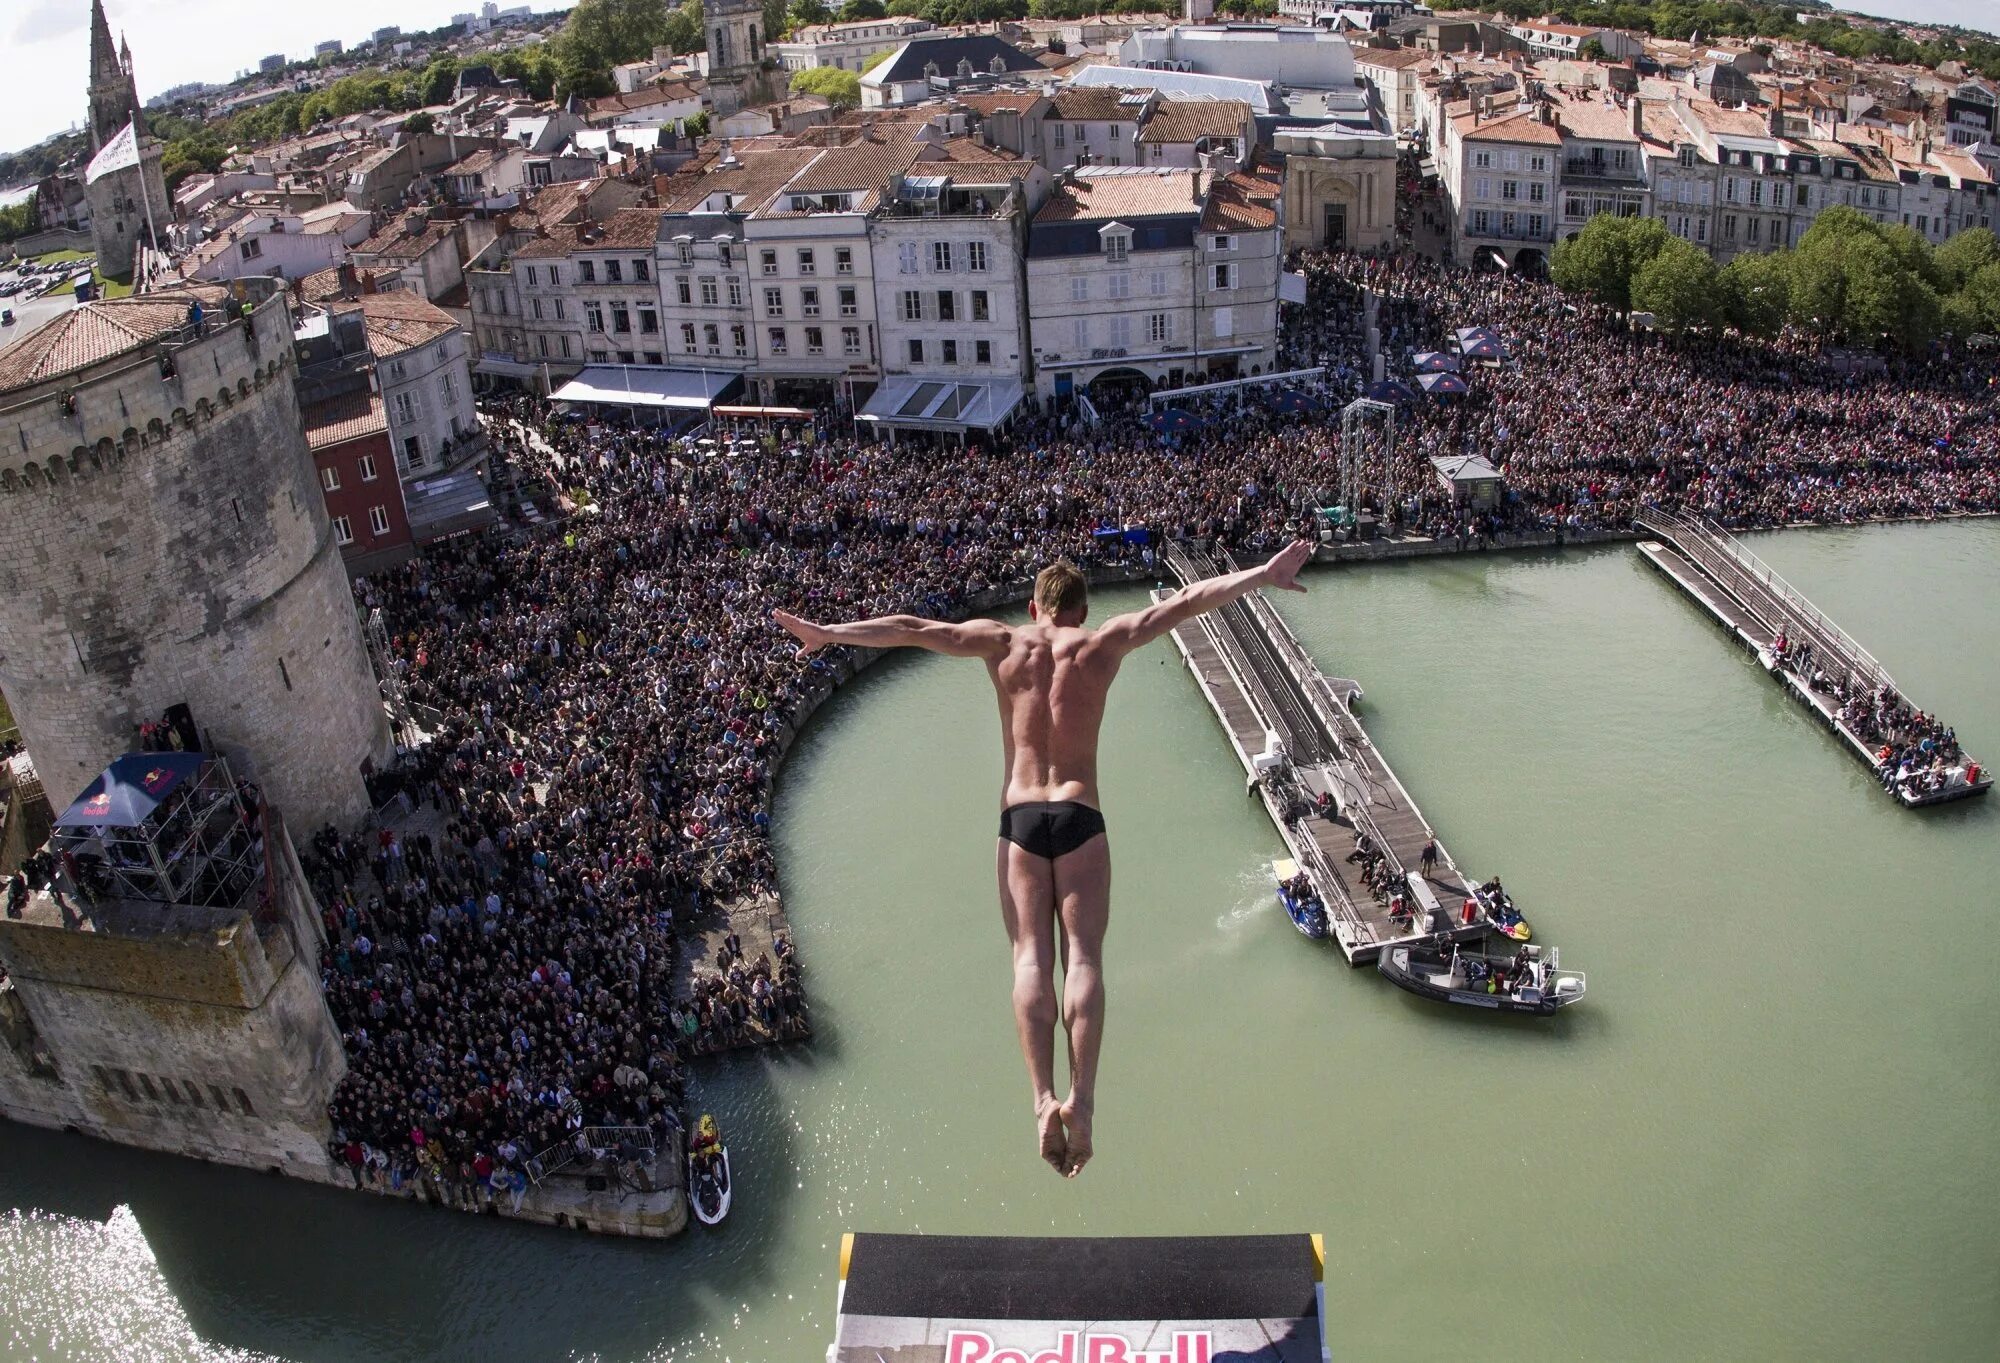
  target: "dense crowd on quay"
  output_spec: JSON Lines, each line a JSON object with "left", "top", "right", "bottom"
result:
{"left": 305, "top": 250, "right": 1997, "bottom": 1205}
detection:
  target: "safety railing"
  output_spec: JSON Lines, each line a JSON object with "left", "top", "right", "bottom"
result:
{"left": 1637, "top": 506, "right": 1894, "bottom": 698}
{"left": 528, "top": 1124, "right": 659, "bottom": 1185}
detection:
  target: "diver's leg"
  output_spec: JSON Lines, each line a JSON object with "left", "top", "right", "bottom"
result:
{"left": 1052, "top": 831, "right": 1109, "bottom": 1177}
{"left": 998, "top": 836, "right": 1065, "bottom": 1174}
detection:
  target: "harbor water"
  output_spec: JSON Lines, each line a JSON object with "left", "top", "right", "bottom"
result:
{"left": 1, "top": 520, "right": 1996, "bottom": 1361}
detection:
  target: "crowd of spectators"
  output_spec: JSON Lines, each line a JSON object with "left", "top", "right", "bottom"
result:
{"left": 305, "top": 248, "right": 1995, "bottom": 1211}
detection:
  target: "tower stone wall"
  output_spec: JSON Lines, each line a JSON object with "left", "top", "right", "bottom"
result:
{"left": 0, "top": 287, "right": 392, "bottom": 832}
{"left": 0, "top": 813, "right": 346, "bottom": 1177}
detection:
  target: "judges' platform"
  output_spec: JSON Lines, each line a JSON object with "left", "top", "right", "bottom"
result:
{"left": 830, "top": 1233, "right": 1328, "bottom": 1362}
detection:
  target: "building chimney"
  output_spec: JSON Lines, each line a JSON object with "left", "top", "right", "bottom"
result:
{"left": 1630, "top": 93, "right": 1643, "bottom": 137}
{"left": 337, "top": 261, "right": 358, "bottom": 298}
{"left": 1768, "top": 86, "right": 1784, "bottom": 138}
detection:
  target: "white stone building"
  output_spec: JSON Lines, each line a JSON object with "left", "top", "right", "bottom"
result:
{"left": 772, "top": 18, "right": 937, "bottom": 73}
{"left": 862, "top": 143, "right": 1046, "bottom": 435}
{"left": 334, "top": 291, "right": 480, "bottom": 479}
{"left": 1025, "top": 164, "right": 1282, "bottom": 400}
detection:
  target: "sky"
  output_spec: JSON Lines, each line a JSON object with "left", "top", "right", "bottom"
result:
{"left": 3, "top": 1, "right": 1998, "bottom": 163}
{"left": 1, "top": 0, "right": 497, "bottom": 153}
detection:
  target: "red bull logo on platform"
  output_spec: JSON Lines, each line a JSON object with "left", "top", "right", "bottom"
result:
{"left": 946, "top": 1329, "right": 1212, "bottom": 1363}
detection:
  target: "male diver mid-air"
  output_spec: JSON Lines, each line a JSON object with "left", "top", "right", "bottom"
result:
{"left": 774, "top": 539, "right": 1312, "bottom": 1177}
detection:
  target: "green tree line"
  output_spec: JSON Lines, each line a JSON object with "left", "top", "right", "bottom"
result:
{"left": 1489, "top": 0, "right": 2000, "bottom": 82}
{"left": 1552, "top": 207, "right": 2000, "bottom": 351}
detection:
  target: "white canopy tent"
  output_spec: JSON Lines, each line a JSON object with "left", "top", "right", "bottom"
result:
{"left": 550, "top": 366, "right": 737, "bottom": 420}
{"left": 857, "top": 376, "right": 1025, "bottom": 437}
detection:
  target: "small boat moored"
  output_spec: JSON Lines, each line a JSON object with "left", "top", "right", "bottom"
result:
{"left": 1271, "top": 857, "right": 1328, "bottom": 938}
{"left": 688, "top": 1113, "right": 732, "bottom": 1226}
{"left": 1379, "top": 938, "right": 1585, "bottom": 1015}
{"left": 1473, "top": 878, "right": 1530, "bottom": 941}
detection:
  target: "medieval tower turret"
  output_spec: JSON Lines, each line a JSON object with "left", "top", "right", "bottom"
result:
{"left": 82, "top": 0, "right": 169, "bottom": 282}
{"left": 0, "top": 280, "right": 393, "bottom": 833}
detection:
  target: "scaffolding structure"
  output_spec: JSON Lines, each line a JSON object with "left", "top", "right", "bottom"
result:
{"left": 1339, "top": 397, "right": 1399, "bottom": 514}
{"left": 50, "top": 753, "right": 262, "bottom": 911}
{"left": 366, "top": 607, "right": 417, "bottom": 748}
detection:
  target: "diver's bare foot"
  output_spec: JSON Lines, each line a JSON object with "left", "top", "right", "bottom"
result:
{"left": 1058, "top": 1096, "right": 1093, "bottom": 1178}
{"left": 1035, "top": 1094, "right": 1068, "bottom": 1175}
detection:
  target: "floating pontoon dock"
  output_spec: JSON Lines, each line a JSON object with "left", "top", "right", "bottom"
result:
{"left": 1636, "top": 507, "right": 1989, "bottom": 807}
{"left": 1157, "top": 543, "right": 1502, "bottom": 964}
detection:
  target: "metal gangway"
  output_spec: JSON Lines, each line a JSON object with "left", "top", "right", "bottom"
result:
{"left": 1159, "top": 541, "right": 1480, "bottom": 959}
{"left": 1635, "top": 506, "right": 1896, "bottom": 700}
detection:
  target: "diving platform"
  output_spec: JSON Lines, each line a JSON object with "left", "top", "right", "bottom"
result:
{"left": 1157, "top": 544, "right": 1502, "bottom": 964}
{"left": 829, "top": 1232, "right": 1329, "bottom": 1362}
{"left": 1637, "top": 508, "right": 1988, "bottom": 807}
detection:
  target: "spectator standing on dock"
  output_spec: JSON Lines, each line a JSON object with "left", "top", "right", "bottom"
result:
{"left": 1420, "top": 837, "right": 1438, "bottom": 876}
{"left": 774, "top": 541, "right": 1313, "bottom": 1179}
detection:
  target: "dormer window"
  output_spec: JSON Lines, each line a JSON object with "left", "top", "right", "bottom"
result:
{"left": 989, "top": 55, "right": 1006, "bottom": 74}
{"left": 957, "top": 58, "right": 975, "bottom": 78}
{"left": 1100, "top": 223, "right": 1131, "bottom": 263}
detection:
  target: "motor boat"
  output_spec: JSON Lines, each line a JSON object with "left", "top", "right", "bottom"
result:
{"left": 688, "top": 1114, "right": 732, "bottom": 1226}
{"left": 1378, "top": 939, "right": 1584, "bottom": 1015}
{"left": 1271, "top": 857, "right": 1328, "bottom": 938}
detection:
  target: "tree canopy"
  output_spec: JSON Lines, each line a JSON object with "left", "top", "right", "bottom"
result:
{"left": 788, "top": 67, "right": 862, "bottom": 108}
{"left": 1552, "top": 205, "right": 2000, "bottom": 351}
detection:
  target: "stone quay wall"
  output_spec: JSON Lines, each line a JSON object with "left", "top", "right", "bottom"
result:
{"left": 0, "top": 288, "right": 390, "bottom": 831}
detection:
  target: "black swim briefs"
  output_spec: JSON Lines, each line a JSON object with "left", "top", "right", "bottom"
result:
{"left": 998, "top": 801, "right": 1107, "bottom": 861}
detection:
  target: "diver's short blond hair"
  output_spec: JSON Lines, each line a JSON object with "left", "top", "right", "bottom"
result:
{"left": 1033, "top": 561, "right": 1088, "bottom": 620}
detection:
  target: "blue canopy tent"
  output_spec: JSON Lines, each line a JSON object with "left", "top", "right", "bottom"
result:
{"left": 1366, "top": 379, "right": 1417, "bottom": 404}
{"left": 1453, "top": 327, "right": 1509, "bottom": 361}
{"left": 1417, "top": 371, "right": 1471, "bottom": 397}
{"left": 1270, "top": 389, "right": 1321, "bottom": 415}
{"left": 1411, "top": 351, "right": 1461, "bottom": 374}
{"left": 1146, "top": 408, "right": 1204, "bottom": 434}
{"left": 55, "top": 752, "right": 209, "bottom": 833}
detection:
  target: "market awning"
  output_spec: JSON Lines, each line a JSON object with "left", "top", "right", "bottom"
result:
{"left": 56, "top": 752, "right": 208, "bottom": 832}
{"left": 1280, "top": 271, "right": 1308, "bottom": 305}
{"left": 550, "top": 366, "right": 737, "bottom": 410}
{"left": 857, "top": 376, "right": 1024, "bottom": 432}
{"left": 712, "top": 404, "right": 815, "bottom": 420}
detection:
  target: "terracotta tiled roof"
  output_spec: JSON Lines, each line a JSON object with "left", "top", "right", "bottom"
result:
{"left": 1354, "top": 48, "right": 1432, "bottom": 71}
{"left": 1551, "top": 92, "right": 1642, "bottom": 142}
{"left": 333, "top": 290, "right": 461, "bottom": 359}
{"left": 575, "top": 207, "right": 668, "bottom": 250}
{"left": 352, "top": 214, "right": 459, "bottom": 259}
{"left": 1452, "top": 107, "right": 1564, "bottom": 145}
{"left": 1137, "top": 99, "right": 1249, "bottom": 145}
{"left": 954, "top": 91, "right": 1045, "bottom": 116}
{"left": 302, "top": 391, "right": 388, "bottom": 450}
{"left": 0, "top": 286, "right": 233, "bottom": 396}
{"left": 512, "top": 224, "right": 588, "bottom": 259}
{"left": 1200, "top": 163, "right": 1280, "bottom": 233}
{"left": 586, "top": 82, "right": 702, "bottom": 117}
{"left": 297, "top": 265, "right": 391, "bottom": 302}
{"left": 779, "top": 137, "right": 923, "bottom": 197}
{"left": 1050, "top": 87, "right": 1144, "bottom": 121}
{"left": 661, "top": 149, "right": 820, "bottom": 214}
{"left": 1034, "top": 166, "right": 1202, "bottom": 223}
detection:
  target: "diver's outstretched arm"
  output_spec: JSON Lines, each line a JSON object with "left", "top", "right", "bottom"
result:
{"left": 1093, "top": 538, "right": 1312, "bottom": 658}
{"left": 773, "top": 610, "right": 1009, "bottom": 660}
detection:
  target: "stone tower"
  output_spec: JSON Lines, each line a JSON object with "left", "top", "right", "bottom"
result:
{"left": 82, "top": 0, "right": 168, "bottom": 282}
{"left": 0, "top": 280, "right": 393, "bottom": 834}
{"left": 0, "top": 775, "right": 347, "bottom": 1180}
{"left": 706, "top": 0, "right": 773, "bottom": 118}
